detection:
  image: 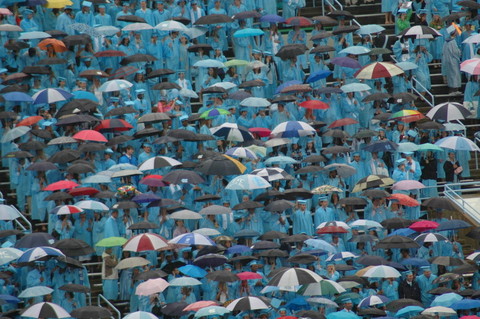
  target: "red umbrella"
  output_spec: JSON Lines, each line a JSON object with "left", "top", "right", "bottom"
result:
{"left": 73, "top": 130, "right": 108, "bottom": 142}
{"left": 123, "top": 233, "right": 168, "bottom": 252}
{"left": 140, "top": 175, "right": 167, "bottom": 187}
{"left": 183, "top": 301, "right": 218, "bottom": 312}
{"left": 299, "top": 100, "right": 329, "bottom": 110}
{"left": 328, "top": 118, "right": 359, "bottom": 128}
{"left": 68, "top": 187, "right": 100, "bottom": 197}
{"left": 286, "top": 16, "right": 313, "bottom": 26}
{"left": 387, "top": 193, "right": 419, "bottom": 207}
{"left": 409, "top": 220, "right": 439, "bottom": 232}
{"left": 249, "top": 127, "right": 271, "bottom": 138}
{"left": 316, "top": 226, "right": 349, "bottom": 234}
{"left": 94, "top": 50, "right": 127, "bottom": 57}
{"left": 16, "top": 116, "right": 43, "bottom": 127}
{"left": 94, "top": 119, "right": 133, "bottom": 132}
{"left": 236, "top": 271, "right": 263, "bottom": 280}
{"left": 43, "top": 180, "right": 79, "bottom": 191}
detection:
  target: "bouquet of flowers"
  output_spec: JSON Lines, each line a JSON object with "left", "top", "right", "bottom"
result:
{"left": 116, "top": 185, "right": 140, "bottom": 199}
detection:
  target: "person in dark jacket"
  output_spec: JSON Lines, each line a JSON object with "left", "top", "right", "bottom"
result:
{"left": 444, "top": 151, "right": 462, "bottom": 183}
{"left": 398, "top": 270, "right": 422, "bottom": 301}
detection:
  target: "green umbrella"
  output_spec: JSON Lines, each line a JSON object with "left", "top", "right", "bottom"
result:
{"left": 417, "top": 143, "right": 444, "bottom": 152}
{"left": 224, "top": 59, "right": 249, "bottom": 67}
{"left": 200, "top": 108, "right": 230, "bottom": 119}
{"left": 95, "top": 237, "right": 127, "bottom": 247}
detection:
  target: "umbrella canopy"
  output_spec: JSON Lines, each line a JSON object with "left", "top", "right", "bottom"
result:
{"left": 70, "top": 307, "right": 111, "bottom": 319}
{"left": 135, "top": 278, "right": 170, "bottom": 295}
{"left": 426, "top": 102, "right": 471, "bottom": 121}
{"left": 271, "top": 121, "right": 316, "bottom": 138}
{"left": 226, "top": 174, "right": 272, "bottom": 190}
{"left": 226, "top": 296, "right": 270, "bottom": 311}
{"left": 352, "top": 175, "right": 395, "bottom": 193}
{"left": 21, "top": 302, "right": 70, "bottom": 318}
{"left": 169, "top": 233, "right": 216, "bottom": 246}
{"left": 123, "top": 233, "right": 168, "bottom": 252}
{"left": 355, "top": 62, "right": 404, "bottom": 79}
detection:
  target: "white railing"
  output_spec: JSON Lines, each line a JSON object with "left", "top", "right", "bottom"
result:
{"left": 444, "top": 182, "right": 480, "bottom": 225}
{"left": 98, "top": 294, "right": 121, "bottom": 319}
{"left": 10, "top": 205, "right": 32, "bottom": 233}
{"left": 322, "top": 0, "right": 362, "bottom": 27}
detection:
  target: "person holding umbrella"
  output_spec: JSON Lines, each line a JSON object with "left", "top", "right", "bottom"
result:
{"left": 442, "top": 25, "right": 462, "bottom": 95}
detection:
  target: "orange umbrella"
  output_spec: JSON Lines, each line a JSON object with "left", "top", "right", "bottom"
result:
{"left": 16, "top": 116, "right": 43, "bottom": 127}
{"left": 328, "top": 117, "right": 359, "bottom": 128}
{"left": 387, "top": 193, "right": 419, "bottom": 207}
{"left": 73, "top": 130, "right": 108, "bottom": 142}
{"left": 299, "top": 100, "right": 330, "bottom": 110}
{"left": 38, "top": 38, "right": 67, "bottom": 53}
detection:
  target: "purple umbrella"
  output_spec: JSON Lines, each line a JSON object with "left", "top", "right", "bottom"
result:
{"left": 131, "top": 193, "right": 161, "bottom": 203}
{"left": 331, "top": 57, "right": 362, "bottom": 69}
{"left": 275, "top": 80, "right": 302, "bottom": 94}
{"left": 260, "top": 14, "right": 286, "bottom": 23}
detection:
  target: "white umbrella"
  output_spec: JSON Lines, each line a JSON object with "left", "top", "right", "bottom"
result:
{"left": 155, "top": 20, "right": 188, "bottom": 32}
{"left": 170, "top": 209, "right": 203, "bottom": 220}
{"left": 349, "top": 219, "right": 383, "bottom": 229}
{"left": 99, "top": 79, "right": 133, "bottom": 92}
{"left": 226, "top": 296, "right": 270, "bottom": 311}
{"left": 264, "top": 138, "right": 291, "bottom": 147}
{"left": 194, "top": 59, "right": 225, "bottom": 68}
{"left": 19, "top": 31, "right": 52, "bottom": 40}
{"left": 426, "top": 102, "right": 471, "bottom": 121}
{"left": 299, "top": 280, "right": 346, "bottom": 295}
{"left": 307, "top": 298, "right": 339, "bottom": 308}
{"left": 421, "top": 307, "right": 456, "bottom": 316}
{"left": 199, "top": 205, "right": 231, "bottom": 215}
{"left": 362, "top": 265, "right": 401, "bottom": 278}
{"left": 435, "top": 136, "right": 480, "bottom": 151}
{"left": 75, "top": 200, "right": 109, "bottom": 211}
{"left": 123, "top": 311, "right": 158, "bottom": 319}
{"left": 169, "top": 277, "right": 203, "bottom": 286}
{"left": 179, "top": 88, "right": 198, "bottom": 98}
{"left": 317, "top": 221, "right": 350, "bottom": 230}
{"left": 122, "top": 23, "right": 154, "bottom": 32}
{"left": 21, "top": 302, "right": 70, "bottom": 318}
{"left": 0, "top": 205, "right": 21, "bottom": 220}
{"left": 19, "top": 286, "right": 54, "bottom": 298}
{"left": 185, "top": 26, "right": 208, "bottom": 39}
{"left": 0, "top": 247, "right": 23, "bottom": 265}
{"left": 225, "top": 174, "right": 272, "bottom": 190}
{"left": 135, "top": 278, "right": 169, "bottom": 296}
{"left": 212, "top": 82, "right": 237, "bottom": 90}
{"left": 95, "top": 26, "right": 120, "bottom": 36}
{"left": 193, "top": 228, "right": 221, "bottom": 236}
{"left": 240, "top": 97, "right": 271, "bottom": 107}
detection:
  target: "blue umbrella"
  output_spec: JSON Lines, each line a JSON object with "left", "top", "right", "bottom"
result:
{"left": 396, "top": 61, "right": 418, "bottom": 71}
{"left": 327, "top": 311, "right": 359, "bottom": 319}
{"left": 388, "top": 228, "right": 417, "bottom": 237}
{"left": 450, "top": 299, "right": 480, "bottom": 310}
{"left": 233, "top": 28, "right": 264, "bottom": 38}
{"left": 304, "top": 239, "right": 337, "bottom": 253}
{"left": 260, "top": 14, "right": 285, "bottom": 23}
{"left": 72, "top": 91, "right": 99, "bottom": 102}
{"left": 435, "top": 136, "right": 480, "bottom": 151}
{"left": 307, "top": 70, "right": 333, "bottom": 83}
{"left": 275, "top": 80, "right": 302, "bottom": 94}
{"left": 285, "top": 297, "right": 310, "bottom": 311}
{"left": 0, "top": 294, "right": 20, "bottom": 304}
{"left": 358, "top": 295, "right": 389, "bottom": 308}
{"left": 233, "top": 229, "right": 261, "bottom": 238}
{"left": 18, "top": 246, "right": 65, "bottom": 263}
{"left": 271, "top": 121, "right": 316, "bottom": 138}
{"left": 3, "top": 92, "right": 33, "bottom": 102}
{"left": 356, "top": 24, "right": 385, "bottom": 35}
{"left": 227, "top": 245, "right": 251, "bottom": 254}
{"left": 363, "top": 140, "right": 398, "bottom": 153}
{"left": 395, "top": 306, "right": 424, "bottom": 317}
{"left": 339, "top": 46, "right": 371, "bottom": 55}
{"left": 430, "top": 293, "right": 463, "bottom": 307}
{"left": 32, "top": 88, "right": 73, "bottom": 105}
{"left": 400, "top": 258, "right": 430, "bottom": 266}
{"left": 178, "top": 265, "right": 208, "bottom": 278}
{"left": 436, "top": 219, "right": 471, "bottom": 231}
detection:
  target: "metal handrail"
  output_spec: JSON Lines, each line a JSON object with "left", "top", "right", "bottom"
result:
{"left": 10, "top": 205, "right": 32, "bottom": 233}
{"left": 98, "top": 294, "right": 121, "bottom": 319}
{"left": 444, "top": 183, "right": 480, "bottom": 224}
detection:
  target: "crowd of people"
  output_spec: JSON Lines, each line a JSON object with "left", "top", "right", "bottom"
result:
{"left": 0, "top": 0, "right": 480, "bottom": 318}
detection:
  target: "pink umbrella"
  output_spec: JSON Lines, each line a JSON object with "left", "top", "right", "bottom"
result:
{"left": 73, "top": 130, "right": 108, "bottom": 142}
{"left": 460, "top": 58, "right": 480, "bottom": 75}
{"left": 236, "top": 271, "right": 263, "bottom": 280}
{"left": 391, "top": 180, "right": 425, "bottom": 191}
{"left": 135, "top": 278, "right": 170, "bottom": 296}
{"left": 183, "top": 301, "right": 218, "bottom": 312}
{"left": 409, "top": 220, "right": 439, "bottom": 232}
{"left": 124, "top": 233, "right": 168, "bottom": 252}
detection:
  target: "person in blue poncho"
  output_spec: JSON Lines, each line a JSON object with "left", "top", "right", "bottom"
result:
{"left": 442, "top": 25, "right": 462, "bottom": 95}
{"left": 119, "top": 146, "right": 139, "bottom": 166}
{"left": 416, "top": 266, "right": 437, "bottom": 307}
{"left": 291, "top": 200, "right": 314, "bottom": 236}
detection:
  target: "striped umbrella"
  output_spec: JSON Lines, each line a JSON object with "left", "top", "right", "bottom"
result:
{"left": 18, "top": 247, "right": 65, "bottom": 263}
{"left": 435, "top": 136, "right": 480, "bottom": 151}
{"left": 355, "top": 62, "right": 404, "bottom": 79}
{"left": 267, "top": 268, "right": 322, "bottom": 287}
{"left": 123, "top": 233, "right": 168, "bottom": 252}
{"left": 271, "top": 121, "right": 316, "bottom": 138}
{"left": 225, "top": 147, "right": 258, "bottom": 160}
{"left": 414, "top": 233, "right": 449, "bottom": 244}
{"left": 21, "top": 302, "right": 71, "bottom": 318}
{"left": 426, "top": 102, "right": 471, "bottom": 121}
{"left": 460, "top": 58, "right": 480, "bottom": 75}
{"left": 50, "top": 205, "right": 83, "bottom": 215}
{"left": 31, "top": 88, "right": 73, "bottom": 104}
{"left": 225, "top": 296, "right": 270, "bottom": 311}
{"left": 168, "top": 233, "right": 216, "bottom": 246}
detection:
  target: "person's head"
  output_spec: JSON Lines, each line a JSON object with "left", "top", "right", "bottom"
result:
{"left": 448, "top": 151, "right": 456, "bottom": 161}
{"left": 111, "top": 210, "right": 119, "bottom": 218}
{"left": 125, "top": 145, "right": 134, "bottom": 155}
{"left": 298, "top": 200, "right": 307, "bottom": 210}
{"left": 343, "top": 299, "right": 353, "bottom": 310}
{"left": 352, "top": 152, "right": 361, "bottom": 162}
{"left": 156, "top": 0, "right": 164, "bottom": 9}
{"left": 422, "top": 267, "right": 432, "bottom": 278}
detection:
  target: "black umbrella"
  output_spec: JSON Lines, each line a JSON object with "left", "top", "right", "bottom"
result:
{"left": 458, "top": 0, "right": 480, "bottom": 8}
{"left": 70, "top": 306, "right": 111, "bottom": 319}
{"left": 271, "top": 95, "right": 297, "bottom": 103}
{"left": 44, "top": 192, "right": 73, "bottom": 201}
{"left": 147, "top": 68, "right": 175, "bottom": 79}
{"left": 361, "top": 189, "right": 390, "bottom": 198}
{"left": 416, "top": 120, "right": 445, "bottom": 130}
{"left": 302, "top": 155, "right": 327, "bottom": 163}
{"left": 358, "top": 308, "right": 386, "bottom": 316}
{"left": 353, "top": 129, "right": 378, "bottom": 139}
{"left": 282, "top": 234, "right": 311, "bottom": 243}
{"left": 133, "top": 128, "right": 162, "bottom": 139}
{"left": 5, "top": 41, "right": 30, "bottom": 51}
{"left": 363, "top": 140, "right": 398, "bottom": 153}
{"left": 337, "top": 275, "right": 369, "bottom": 285}
{"left": 19, "top": 140, "right": 46, "bottom": 151}
{"left": 196, "top": 156, "right": 245, "bottom": 176}
{"left": 134, "top": 269, "right": 168, "bottom": 281}
{"left": 332, "top": 25, "right": 360, "bottom": 35}
{"left": 66, "top": 163, "right": 95, "bottom": 174}
{"left": 238, "top": 79, "right": 266, "bottom": 88}
{"left": 4, "top": 151, "right": 34, "bottom": 159}
{"left": 381, "top": 217, "right": 414, "bottom": 229}
{"left": 295, "top": 166, "right": 324, "bottom": 174}
{"left": 104, "top": 106, "right": 138, "bottom": 117}
{"left": 193, "top": 254, "right": 228, "bottom": 268}
{"left": 194, "top": 194, "right": 221, "bottom": 202}
{"left": 228, "top": 90, "right": 252, "bottom": 100}
{"left": 161, "top": 302, "right": 189, "bottom": 317}
{"left": 363, "top": 92, "right": 392, "bottom": 102}
{"left": 206, "top": 270, "right": 239, "bottom": 282}
{"left": 276, "top": 44, "right": 309, "bottom": 59}
{"left": 62, "top": 34, "right": 91, "bottom": 46}
{"left": 162, "top": 169, "right": 205, "bottom": 184}
{"left": 161, "top": 261, "right": 187, "bottom": 274}
{"left": 251, "top": 241, "right": 280, "bottom": 250}
{"left": 229, "top": 255, "right": 258, "bottom": 265}
{"left": 128, "top": 221, "right": 159, "bottom": 230}
{"left": 433, "top": 272, "right": 460, "bottom": 284}
{"left": 78, "top": 143, "right": 107, "bottom": 153}
{"left": 154, "top": 135, "right": 181, "bottom": 145}
{"left": 459, "top": 288, "right": 476, "bottom": 297}
{"left": 288, "top": 253, "right": 318, "bottom": 264}
{"left": 386, "top": 299, "right": 424, "bottom": 312}
{"left": 259, "top": 231, "right": 288, "bottom": 240}
{"left": 265, "top": 199, "right": 294, "bottom": 212}
{"left": 375, "top": 235, "right": 420, "bottom": 249}
{"left": 233, "top": 229, "right": 261, "bottom": 238}
{"left": 429, "top": 256, "right": 465, "bottom": 266}
{"left": 117, "top": 15, "right": 146, "bottom": 23}
{"left": 467, "top": 227, "right": 480, "bottom": 239}
{"left": 120, "top": 53, "right": 157, "bottom": 66}
{"left": 327, "top": 10, "right": 355, "bottom": 19}
{"left": 233, "top": 201, "right": 264, "bottom": 210}
{"left": 59, "top": 284, "right": 90, "bottom": 293}
{"left": 428, "top": 287, "right": 455, "bottom": 295}
{"left": 94, "top": 191, "right": 116, "bottom": 199}
{"left": 281, "top": 188, "right": 313, "bottom": 200}
{"left": 254, "top": 190, "right": 283, "bottom": 201}
{"left": 322, "top": 146, "right": 351, "bottom": 154}
{"left": 22, "top": 66, "right": 50, "bottom": 75}
{"left": 187, "top": 43, "right": 214, "bottom": 52}
{"left": 37, "top": 57, "right": 68, "bottom": 65}
{"left": 388, "top": 92, "right": 418, "bottom": 104}
{"left": 348, "top": 234, "right": 378, "bottom": 242}
{"left": 47, "top": 150, "right": 81, "bottom": 164}
{"left": 106, "top": 135, "right": 134, "bottom": 146}
{"left": 296, "top": 311, "right": 325, "bottom": 319}
{"left": 15, "top": 232, "right": 55, "bottom": 248}
{"left": 196, "top": 245, "right": 224, "bottom": 257}
{"left": 56, "top": 99, "right": 99, "bottom": 118}
{"left": 31, "top": 129, "right": 54, "bottom": 140}
{"left": 0, "top": 111, "right": 18, "bottom": 119}
{"left": 338, "top": 197, "right": 368, "bottom": 206}
{"left": 312, "top": 15, "right": 338, "bottom": 25}
{"left": 56, "top": 114, "right": 100, "bottom": 126}
{"left": 53, "top": 239, "right": 94, "bottom": 257}
{"left": 422, "top": 197, "right": 461, "bottom": 212}
{"left": 112, "top": 201, "right": 139, "bottom": 209}
{"left": 194, "top": 14, "right": 233, "bottom": 25}
{"left": 233, "top": 10, "right": 262, "bottom": 19}
{"left": 202, "top": 86, "right": 227, "bottom": 94}
{"left": 152, "top": 82, "right": 182, "bottom": 90}
{"left": 257, "top": 249, "right": 288, "bottom": 257}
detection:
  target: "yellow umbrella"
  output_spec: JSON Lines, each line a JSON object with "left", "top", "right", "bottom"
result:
{"left": 222, "top": 154, "right": 246, "bottom": 174}
{"left": 355, "top": 266, "right": 374, "bottom": 277}
{"left": 45, "top": 0, "right": 73, "bottom": 8}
